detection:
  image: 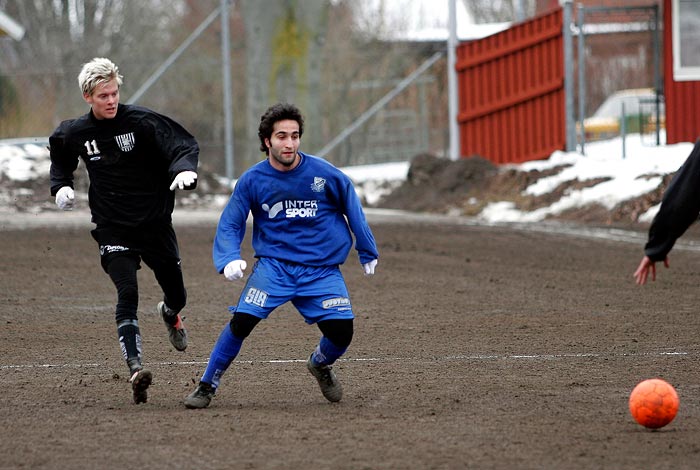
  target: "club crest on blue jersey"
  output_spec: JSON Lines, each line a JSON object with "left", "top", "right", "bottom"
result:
{"left": 310, "top": 177, "right": 326, "bottom": 192}
{"left": 115, "top": 132, "right": 135, "bottom": 152}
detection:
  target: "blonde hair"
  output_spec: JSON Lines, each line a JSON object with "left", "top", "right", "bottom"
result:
{"left": 78, "top": 57, "right": 123, "bottom": 97}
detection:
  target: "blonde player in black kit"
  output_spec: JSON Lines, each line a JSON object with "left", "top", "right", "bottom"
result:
{"left": 49, "top": 57, "right": 199, "bottom": 404}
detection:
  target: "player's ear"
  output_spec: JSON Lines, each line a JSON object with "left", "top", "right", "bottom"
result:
{"left": 264, "top": 138, "right": 271, "bottom": 149}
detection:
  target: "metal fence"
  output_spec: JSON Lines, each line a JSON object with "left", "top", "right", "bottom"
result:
{"left": 0, "top": 1, "right": 450, "bottom": 178}
{"left": 575, "top": 3, "right": 662, "bottom": 154}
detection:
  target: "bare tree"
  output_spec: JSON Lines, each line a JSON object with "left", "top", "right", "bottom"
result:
{"left": 0, "top": 0, "right": 190, "bottom": 133}
{"left": 239, "top": 0, "right": 329, "bottom": 170}
{"left": 0, "top": 0, "right": 452, "bottom": 173}
{"left": 317, "top": 0, "right": 448, "bottom": 165}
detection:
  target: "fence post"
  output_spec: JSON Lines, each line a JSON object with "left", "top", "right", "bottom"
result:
{"left": 652, "top": 4, "right": 661, "bottom": 146}
{"left": 562, "top": 0, "right": 576, "bottom": 152}
{"left": 447, "top": 0, "right": 460, "bottom": 161}
{"left": 221, "top": 0, "right": 234, "bottom": 181}
{"left": 577, "top": 3, "right": 587, "bottom": 155}
{"left": 621, "top": 102, "right": 626, "bottom": 159}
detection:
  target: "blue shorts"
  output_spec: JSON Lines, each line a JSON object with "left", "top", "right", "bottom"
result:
{"left": 230, "top": 257, "right": 354, "bottom": 324}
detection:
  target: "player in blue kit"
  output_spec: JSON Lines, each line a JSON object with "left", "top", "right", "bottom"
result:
{"left": 184, "top": 103, "right": 379, "bottom": 408}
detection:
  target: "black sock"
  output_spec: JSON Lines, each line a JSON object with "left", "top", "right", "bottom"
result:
{"left": 117, "top": 320, "right": 142, "bottom": 371}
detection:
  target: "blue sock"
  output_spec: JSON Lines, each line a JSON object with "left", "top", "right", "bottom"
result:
{"left": 311, "top": 336, "right": 348, "bottom": 366}
{"left": 201, "top": 324, "right": 244, "bottom": 389}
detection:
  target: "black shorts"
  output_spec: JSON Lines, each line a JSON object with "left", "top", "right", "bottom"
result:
{"left": 90, "top": 223, "right": 181, "bottom": 272}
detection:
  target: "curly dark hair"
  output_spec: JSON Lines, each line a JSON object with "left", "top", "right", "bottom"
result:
{"left": 258, "top": 103, "right": 304, "bottom": 153}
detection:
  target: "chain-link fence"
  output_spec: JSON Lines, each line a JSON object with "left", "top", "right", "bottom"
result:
{"left": 0, "top": 0, "right": 450, "bottom": 178}
{"left": 574, "top": 3, "right": 663, "bottom": 151}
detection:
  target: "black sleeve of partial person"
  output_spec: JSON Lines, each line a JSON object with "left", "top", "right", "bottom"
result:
{"left": 645, "top": 139, "right": 700, "bottom": 262}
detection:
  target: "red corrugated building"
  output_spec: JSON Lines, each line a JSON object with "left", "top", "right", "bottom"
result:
{"left": 662, "top": 0, "right": 700, "bottom": 144}
{"left": 543, "top": 0, "right": 698, "bottom": 144}
{"left": 456, "top": 0, "right": 700, "bottom": 164}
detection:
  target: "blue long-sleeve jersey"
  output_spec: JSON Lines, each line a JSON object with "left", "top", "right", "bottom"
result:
{"left": 213, "top": 152, "right": 379, "bottom": 272}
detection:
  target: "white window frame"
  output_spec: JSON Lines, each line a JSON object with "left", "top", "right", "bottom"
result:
{"left": 673, "top": 0, "right": 700, "bottom": 81}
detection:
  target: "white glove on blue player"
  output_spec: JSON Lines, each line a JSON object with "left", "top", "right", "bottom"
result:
{"left": 363, "top": 259, "right": 378, "bottom": 276}
{"left": 169, "top": 171, "right": 198, "bottom": 191}
{"left": 55, "top": 186, "right": 75, "bottom": 211}
{"left": 224, "top": 259, "right": 247, "bottom": 281}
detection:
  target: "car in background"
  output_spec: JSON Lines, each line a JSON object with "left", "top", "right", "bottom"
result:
{"left": 582, "top": 88, "right": 665, "bottom": 142}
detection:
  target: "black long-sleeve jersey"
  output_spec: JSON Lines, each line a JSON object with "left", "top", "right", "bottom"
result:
{"left": 645, "top": 139, "right": 700, "bottom": 261}
{"left": 49, "top": 104, "right": 199, "bottom": 227}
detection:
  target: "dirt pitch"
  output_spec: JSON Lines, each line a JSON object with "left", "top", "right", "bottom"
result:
{"left": 2, "top": 211, "right": 700, "bottom": 470}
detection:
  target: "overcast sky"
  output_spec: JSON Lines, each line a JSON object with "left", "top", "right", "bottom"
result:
{"left": 353, "top": 0, "right": 513, "bottom": 42}
{"left": 355, "top": 0, "right": 474, "bottom": 32}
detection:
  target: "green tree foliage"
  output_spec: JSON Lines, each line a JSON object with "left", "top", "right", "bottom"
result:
{"left": 0, "top": 75, "right": 19, "bottom": 135}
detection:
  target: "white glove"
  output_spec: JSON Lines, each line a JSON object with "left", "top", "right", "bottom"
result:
{"left": 224, "top": 259, "right": 247, "bottom": 281}
{"left": 55, "top": 186, "right": 75, "bottom": 211}
{"left": 169, "top": 171, "right": 197, "bottom": 191}
{"left": 363, "top": 259, "right": 378, "bottom": 276}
